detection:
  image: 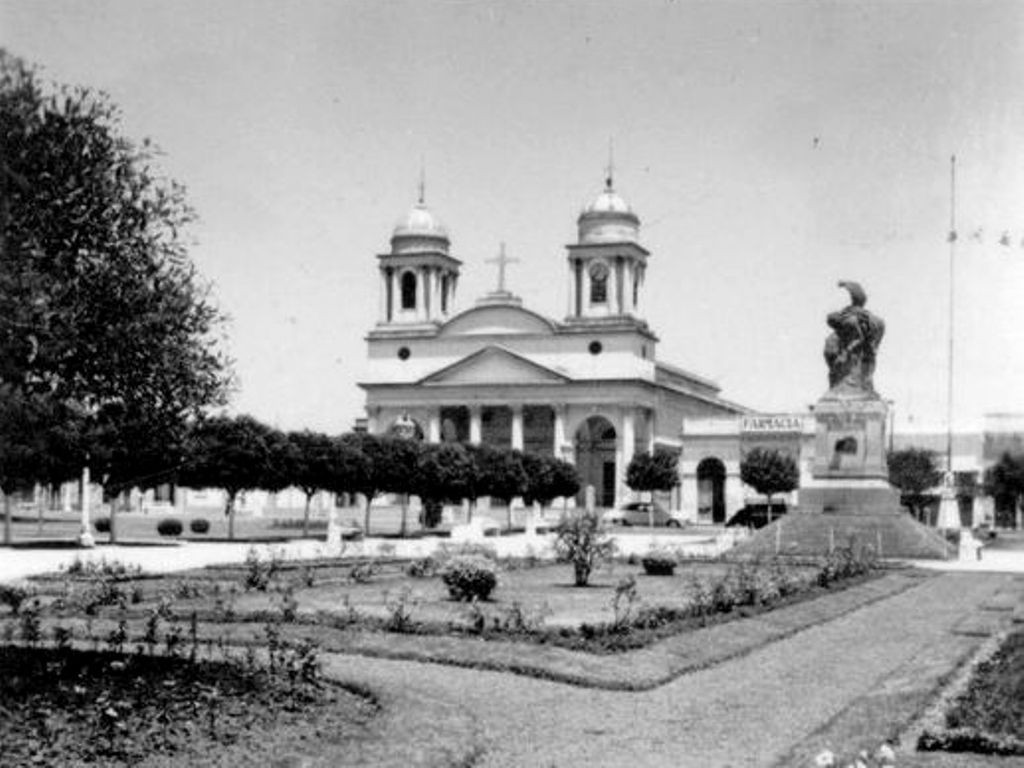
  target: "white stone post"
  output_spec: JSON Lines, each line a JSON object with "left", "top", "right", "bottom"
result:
{"left": 428, "top": 411, "right": 441, "bottom": 443}
{"left": 78, "top": 465, "right": 95, "bottom": 548}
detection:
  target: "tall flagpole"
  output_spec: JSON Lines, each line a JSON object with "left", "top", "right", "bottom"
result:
{"left": 947, "top": 155, "right": 956, "bottom": 476}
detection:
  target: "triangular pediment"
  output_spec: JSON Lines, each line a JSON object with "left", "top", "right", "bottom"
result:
{"left": 419, "top": 346, "right": 570, "bottom": 386}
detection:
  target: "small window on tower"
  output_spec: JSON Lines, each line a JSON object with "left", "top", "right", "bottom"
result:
{"left": 400, "top": 271, "right": 417, "bottom": 310}
{"left": 589, "top": 262, "right": 609, "bottom": 304}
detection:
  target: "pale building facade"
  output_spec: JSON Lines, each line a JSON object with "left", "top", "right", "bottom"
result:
{"left": 681, "top": 411, "right": 1024, "bottom": 527}
{"left": 358, "top": 176, "right": 747, "bottom": 509}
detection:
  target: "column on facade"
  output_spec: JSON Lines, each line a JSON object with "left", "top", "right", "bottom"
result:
{"left": 567, "top": 260, "right": 576, "bottom": 317}
{"left": 680, "top": 473, "right": 699, "bottom": 522}
{"left": 387, "top": 270, "right": 395, "bottom": 321}
{"left": 421, "top": 266, "right": 431, "bottom": 321}
{"left": 379, "top": 267, "right": 387, "bottom": 322}
{"left": 724, "top": 465, "right": 745, "bottom": 521}
{"left": 614, "top": 257, "right": 625, "bottom": 314}
{"left": 428, "top": 410, "right": 441, "bottom": 443}
{"left": 469, "top": 405, "right": 482, "bottom": 444}
{"left": 617, "top": 408, "right": 636, "bottom": 504}
{"left": 554, "top": 406, "right": 568, "bottom": 461}
{"left": 581, "top": 264, "right": 591, "bottom": 312}
{"left": 511, "top": 405, "right": 524, "bottom": 451}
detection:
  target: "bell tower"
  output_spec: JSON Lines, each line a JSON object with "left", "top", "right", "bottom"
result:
{"left": 565, "top": 172, "right": 649, "bottom": 324}
{"left": 377, "top": 184, "right": 461, "bottom": 327}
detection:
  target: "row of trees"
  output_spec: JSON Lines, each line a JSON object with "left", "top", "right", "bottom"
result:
{"left": 888, "top": 447, "right": 1024, "bottom": 527}
{"left": 178, "top": 415, "right": 583, "bottom": 540}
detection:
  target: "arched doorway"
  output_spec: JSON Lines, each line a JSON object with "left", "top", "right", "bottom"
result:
{"left": 575, "top": 416, "right": 617, "bottom": 509}
{"left": 697, "top": 457, "right": 726, "bottom": 523}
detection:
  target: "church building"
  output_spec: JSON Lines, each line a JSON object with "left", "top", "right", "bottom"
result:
{"left": 358, "top": 174, "right": 748, "bottom": 510}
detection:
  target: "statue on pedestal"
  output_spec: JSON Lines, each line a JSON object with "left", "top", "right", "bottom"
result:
{"left": 823, "top": 281, "right": 885, "bottom": 396}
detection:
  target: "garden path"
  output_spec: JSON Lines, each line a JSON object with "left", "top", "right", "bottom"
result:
{"left": 323, "top": 571, "right": 1014, "bottom": 768}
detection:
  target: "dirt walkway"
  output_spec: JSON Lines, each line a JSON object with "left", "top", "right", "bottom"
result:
{"left": 323, "top": 572, "right": 1014, "bottom": 767}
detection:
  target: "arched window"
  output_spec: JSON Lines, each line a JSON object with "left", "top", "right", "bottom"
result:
{"left": 589, "top": 262, "right": 608, "bottom": 304}
{"left": 400, "top": 271, "right": 417, "bottom": 310}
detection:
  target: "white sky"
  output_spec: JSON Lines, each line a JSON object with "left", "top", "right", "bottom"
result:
{"left": 3, "top": 1, "right": 1023, "bottom": 434}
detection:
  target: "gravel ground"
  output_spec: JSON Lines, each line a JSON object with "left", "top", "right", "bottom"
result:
{"left": 323, "top": 571, "right": 1014, "bottom": 768}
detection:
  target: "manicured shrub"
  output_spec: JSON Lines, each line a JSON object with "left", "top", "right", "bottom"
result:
{"left": 93, "top": 516, "right": 111, "bottom": 533}
{"left": 157, "top": 518, "right": 183, "bottom": 537}
{"left": 441, "top": 555, "right": 498, "bottom": 602}
{"left": 640, "top": 550, "right": 677, "bottom": 576}
{"left": 189, "top": 518, "right": 210, "bottom": 534}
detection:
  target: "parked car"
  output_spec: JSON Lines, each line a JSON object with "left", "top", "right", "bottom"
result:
{"left": 601, "top": 501, "right": 686, "bottom": 528}
{"left": 725, "top": 503, "right": 788, "bottom": 529}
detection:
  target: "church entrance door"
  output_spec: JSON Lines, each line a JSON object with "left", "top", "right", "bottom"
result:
{"left": 574, "top": 416, "right": 617, "bottom": 510}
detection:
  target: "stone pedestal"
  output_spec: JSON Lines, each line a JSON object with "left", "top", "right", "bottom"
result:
{"left": 810, "top": 397, "right": 889, "bottom": 480}
{"left": 800, "top": 395, "right": 896, "bottom": 515}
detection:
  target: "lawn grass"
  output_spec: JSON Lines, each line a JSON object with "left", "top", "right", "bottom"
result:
{"left": 10, "top": 567, "right": 919, "bottom": 692}
{"left": 778, "top": 576, "right": 1024, "bottom": 768}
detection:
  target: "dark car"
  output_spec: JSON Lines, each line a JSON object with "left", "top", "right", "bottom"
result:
{"left": 725, "top": 503, "right": 788, "bottom": 529}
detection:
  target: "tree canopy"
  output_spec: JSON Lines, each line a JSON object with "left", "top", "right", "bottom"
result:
{"left": 178, "top": 415, "right": 273, "bottom": 539}
{"left": 522, "top": 452, "right": 580, "bottom": 509}
{"left": 887, "top": 447, "right": 942, "bottom": 520}
{"left": 0, "top": 50, "right": 229, "bottom": 507}
{"left": 740, "top": 447, "right": 799, "bottom": 522}
{"left": 626, "top": 448, "right": 680, "bottom": 494}
{"left": 985, "top": 452, "right": 1024, "bottom": 528}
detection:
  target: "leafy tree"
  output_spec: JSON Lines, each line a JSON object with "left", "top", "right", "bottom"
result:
{"left": 268, "top": 430, "right": 338, "bottom": 537}
{"left": 522, "top": 453, "right": 580, "bottom": 512}
{"left": 626, "top": 448, "right": 680, "bottom": 526}
{"left": 740, "top": 447, "right": 799, "bottom": 524}
{"left": 554, "top": 512, "right": 615, "bottom": 587}
{"left": 985, "top": 452, "right": 1024, "bottom": 529}
{"left": 415, "top": 442, "right": 476, "bottom": 528}
{"left": 383, "top": 436, "right": 421, "bottom": 537}
{"left": 477, "top": 446, "right": 529, "bottom": 531}
{"left": 887, "top": 447, "right": 943, "bottom": 522}
{"left": 322, "top": 437, "right": 372, "bottom": 511}
{"left": 178, "top": 415, "right": 273, "bottom": 540}
{"left": 1, "top": 50, "right": 229, "bottom": 541}
{"left": 339, "top": 432, "right": 419, "bottom": 535}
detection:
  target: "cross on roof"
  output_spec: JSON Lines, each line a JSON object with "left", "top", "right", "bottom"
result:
{"left": 485, "top": 242, "right": 519, "bottom": 293}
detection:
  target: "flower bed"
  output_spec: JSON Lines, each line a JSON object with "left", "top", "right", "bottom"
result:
{"left": 0, "top": 640, "right": 375, "bottom": 767}
{"left": 918, "top": 628, "right": 1024, "bottom": 756}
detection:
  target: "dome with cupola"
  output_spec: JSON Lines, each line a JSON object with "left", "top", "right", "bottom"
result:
{"left": 390, "top": 197, "right": 450, "bottom": 255}
{"left": 577, "top": 177, "right": 640, "bottom": 245}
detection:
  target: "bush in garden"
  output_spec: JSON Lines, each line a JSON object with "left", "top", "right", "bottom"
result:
{"left": 93, "top": 516, "right": 111, "bottom": 533}
{"left": 554, "top": 512, "right": 615, "bottom": 587}
{"left": 243, "top": 547, "right": 279, "bottom": 591}
{"left": 441, "top": 555, "right": 498, "bottom": 602}
{"left": 0, "top": 582, "right": 34, "bottom": 614}
{"left": 157, "top": 518, "right": 183, "bottom": 537}
{"left": 641, "top": 550, "right": 677, "bottom": 576}
{"left": 189, "top": 517, "right": 210, "bottom": 534}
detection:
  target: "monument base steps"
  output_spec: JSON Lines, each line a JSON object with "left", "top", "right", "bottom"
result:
{"left": 732, "top": 507, "right": 952, "bottom": 560}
